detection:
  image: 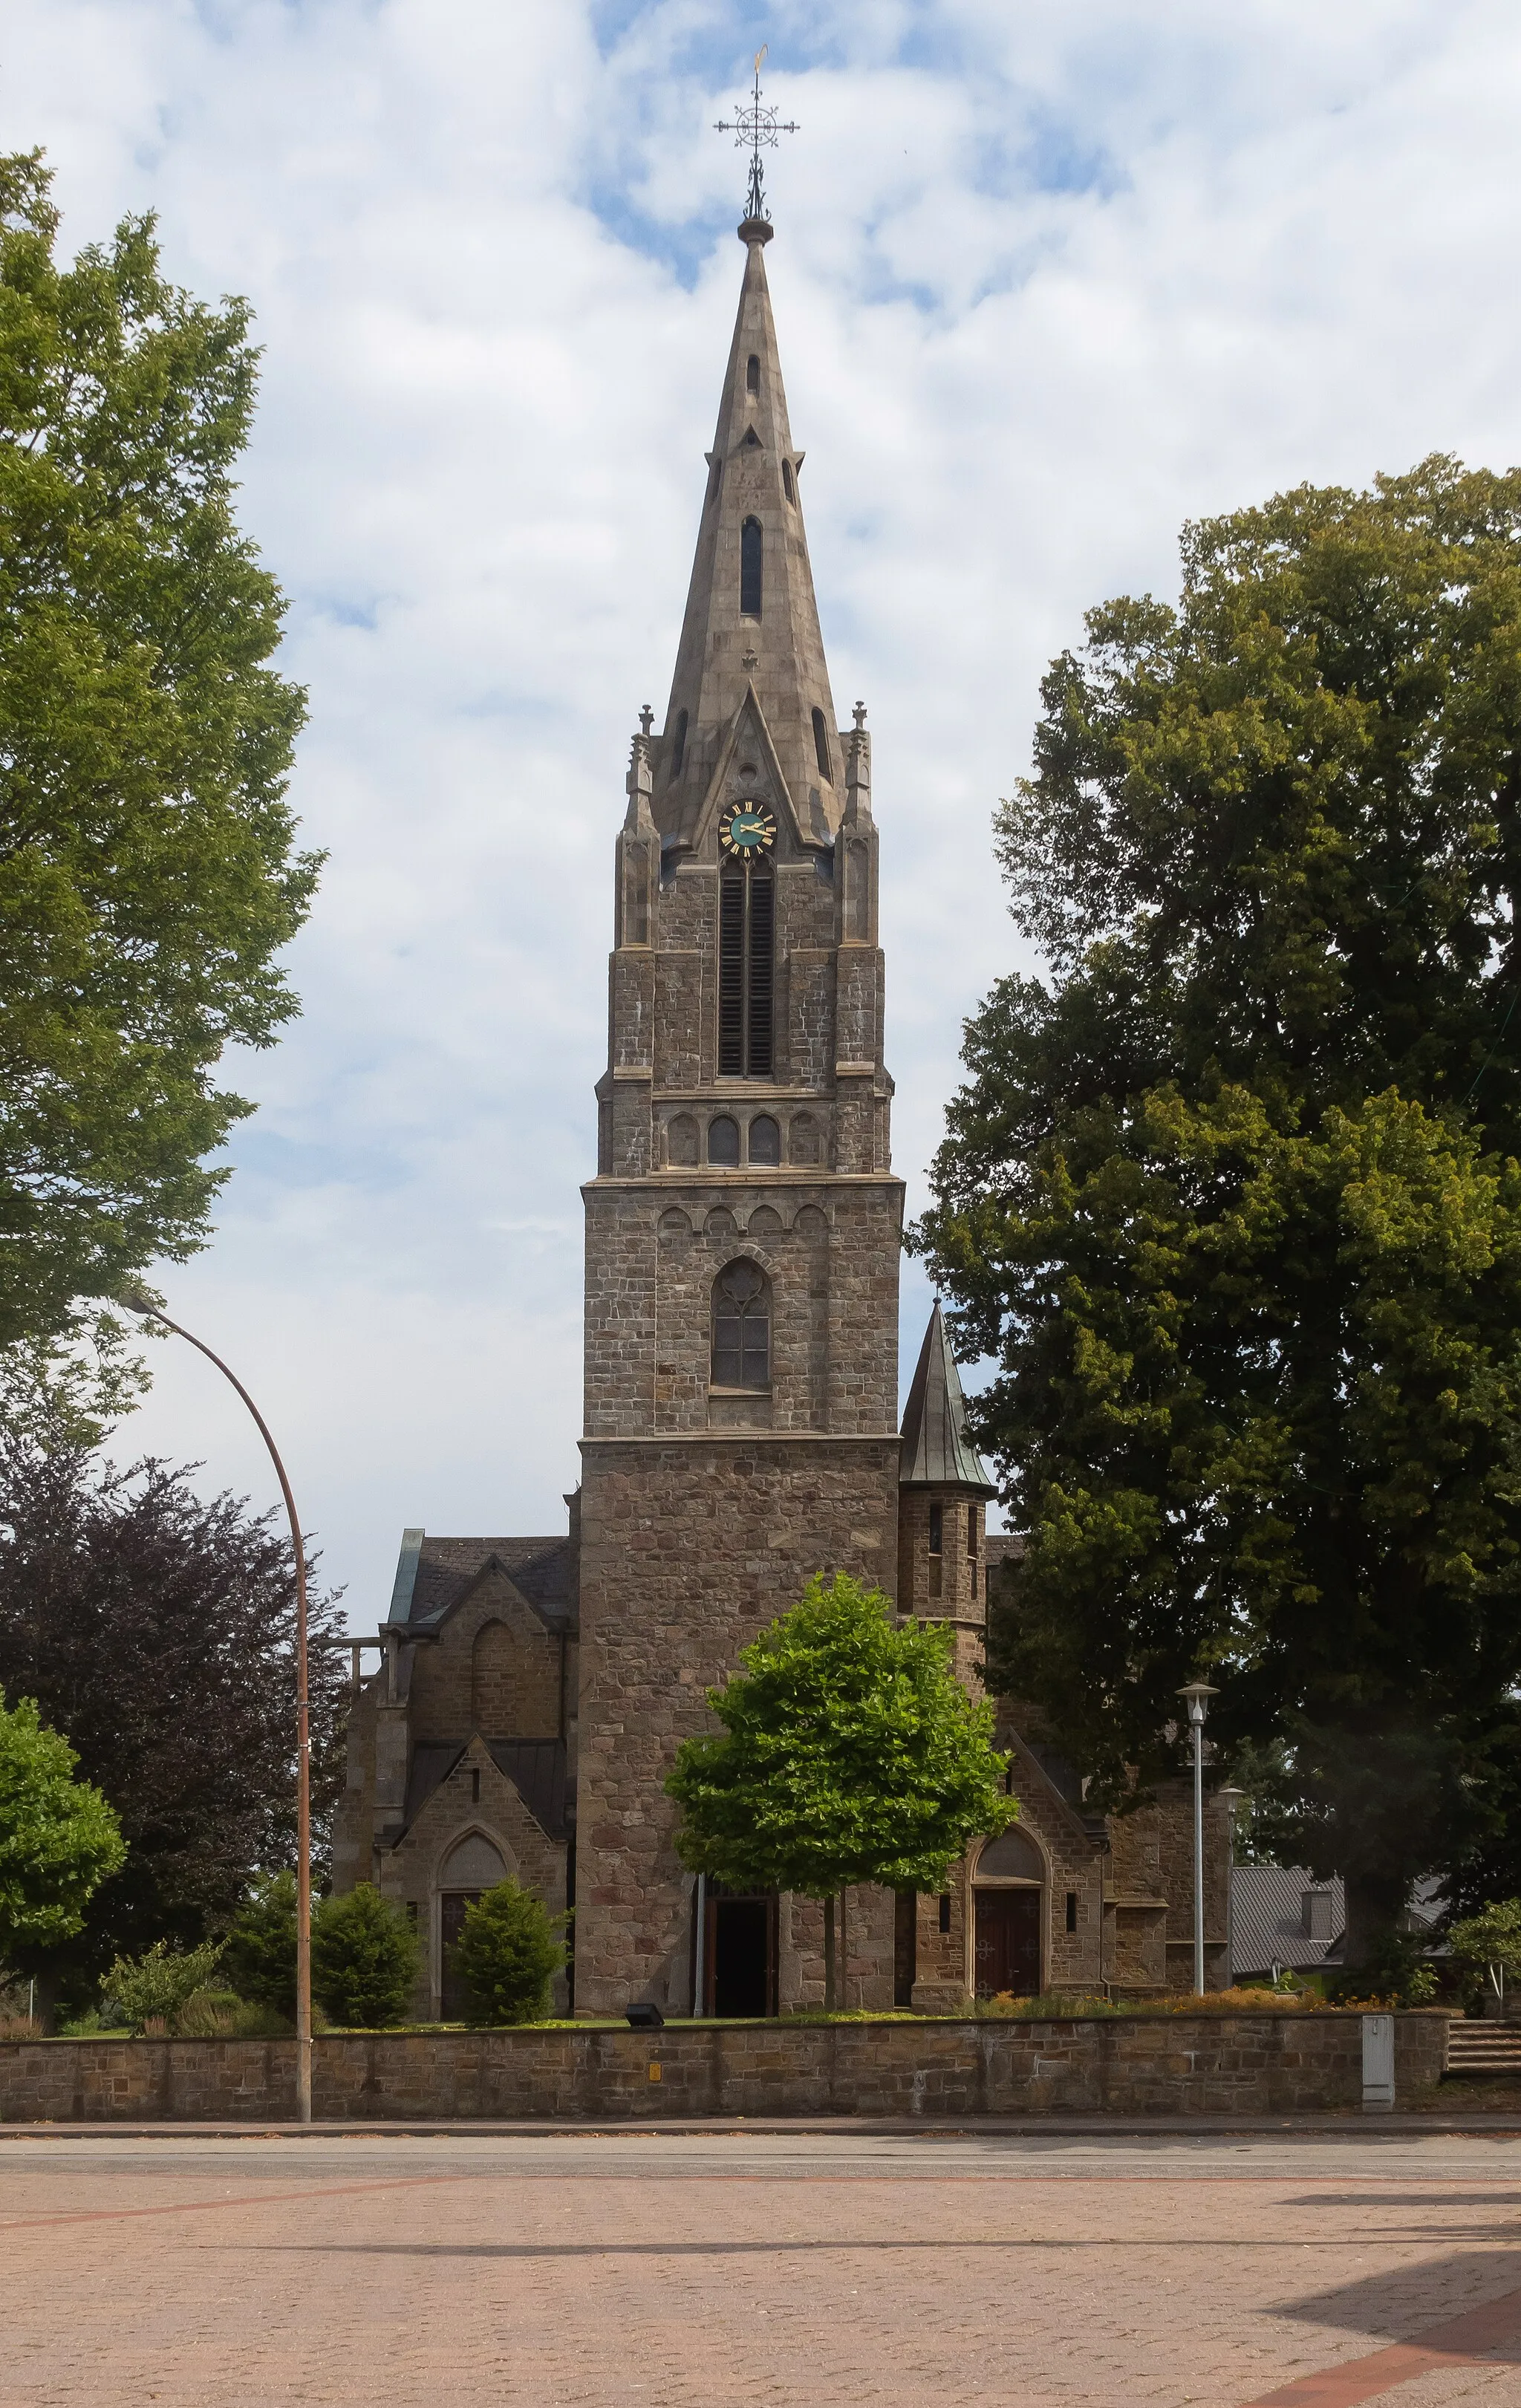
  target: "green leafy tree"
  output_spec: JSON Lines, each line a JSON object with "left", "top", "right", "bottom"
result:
{"left": 0, "top": 149, "right": 317, "bottom": 1350}
{"left": 449, "top": 1880, "right": 567, "bottom": 2026}
{"left": 101, "top": 1936, "right": 223, "bottom": 2034}
{"left": 915, "top": 459, "right": 1521, "bottom": 1973}
{"left": 0, "top": 1688, "right": 124, "bottom": 1968}
{"left": 0, "top": 1420, "right": 348, "bottom": 2016}
{"left": 221, "top": 1870, "right": 297, "bottom": 2020}
{"left": 311, "top": 1884, "right": 421, "bottom": 2028}
{"left": 1446, "top": 1899, "right": 1521, "bottom": 2008}
{"left": 665, "top": 1573, "right": 1013, "bottom": 2008}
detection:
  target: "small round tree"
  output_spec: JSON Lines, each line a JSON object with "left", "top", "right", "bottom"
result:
{"left": 1447, "top": 1900, "right": 1521, "bottom": 2012}
{"left": 665, "top": 1572, "right": 1015, "bottom": 2009}
{"left": 310, "top": 1884, "right": 421, "bottom": 2027}
{"left": 449, "top": 1880, "right": 567, "bottom": 2025}
{"left": 101, "top": 1938, "right": 224, "bottom": 2034}
{"left": 0, "top": 1689, "right": 124, "bottom": 1986}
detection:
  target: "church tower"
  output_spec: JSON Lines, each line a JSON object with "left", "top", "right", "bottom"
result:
{"left": 574, "top": 210, "right": 904, "bottom": 2017}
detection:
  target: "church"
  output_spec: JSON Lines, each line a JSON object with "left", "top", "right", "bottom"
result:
{"left": 331, "top": 201, "right": 1230, "bottom": 2020}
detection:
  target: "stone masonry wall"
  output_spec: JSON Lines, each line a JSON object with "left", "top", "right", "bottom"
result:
{"left": 584, "top": 1181, "right": 902, "bottom": 1440}
{"left": 0, "top": 2013, "right": 1450, "bottom": 2124}
{"left": 575, "top": 1434, "right": 903, "bottom": 2017}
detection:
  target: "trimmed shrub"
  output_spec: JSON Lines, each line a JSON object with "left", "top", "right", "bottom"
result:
{"left": 221, "top": 1870, "right": 297, "bottom": 2017}
{"left": 102, "top": 1939, "right": 224, "bottom": 2034}
{"left": 449, "top": 1880, "right": 567, "bottom": 2025}
{"left": 311, "top": 1884, "right": 420, "bottom": 2028}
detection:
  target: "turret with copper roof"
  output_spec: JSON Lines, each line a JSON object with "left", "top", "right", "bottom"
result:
{"left": 898, "top": 1301, "right": 997, "bottom": 1633}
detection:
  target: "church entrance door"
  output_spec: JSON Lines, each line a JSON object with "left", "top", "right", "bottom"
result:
{"left": 974, "top": 1888, "right": 1041, "bottom": 1998}
{"left": 705, "top": 1890, "right": 778, "bottom": 2017}
{"left": 440, "top": 1891, "right": 483, "bottom": 2021}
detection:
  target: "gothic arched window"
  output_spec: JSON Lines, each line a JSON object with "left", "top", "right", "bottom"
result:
{"left": 740, "top": 517, "right": 763, "bottom": 616}
{"left": 746, "top": 354, "right": 760, "bottom": 395}
{"left": 782, "top": 458, "right": 795, "bottom": 504}
{"left": 718, "top": 868, "right": 774, "bottom": 1077}
{"left": 748, "top": 1114, "right": 781, "bottom": 1166}
{"left": 711, "top": 1259, "right": 771, "bottom": 1391}
{"left": 812, "top": 708, "right": 832, "bottom": 781}
{"left": 671, "top": 709, "right": 688, "bottom": 778}
{"left": 708, "top": 1116, "right": 740, "bottom": 1166}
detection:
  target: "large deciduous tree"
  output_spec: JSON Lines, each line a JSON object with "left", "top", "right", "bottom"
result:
{"left": 0, "top": 1417, "right": 347, "bottom": 2016}
{"left": 666, "top": 1574, "right": 1012, "bottom": 2007}
{"left": 0, "top": 149, "right": 316, "bottom": 1353}
{"left": 913, "top": 460, "right": 1521, "bottom": 1968}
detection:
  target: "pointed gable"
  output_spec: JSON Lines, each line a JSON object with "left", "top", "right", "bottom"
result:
{"left": 689, "top": 680, "right": 827, "bottom": 858}
{"left": 655, "top": 222, "right": 843, "bottom": 853}
{"left": 899, "top": 1304, "right": 997, "bottom": 1495}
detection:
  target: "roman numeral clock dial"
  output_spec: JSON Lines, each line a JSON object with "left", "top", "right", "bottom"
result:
{"left": 718, "top": 800, "right": 777, "bottom": 858}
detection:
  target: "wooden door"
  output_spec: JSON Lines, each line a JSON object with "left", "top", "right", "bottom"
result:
{"left": 974, "top": 1887, "right": 1042, "bottom": 1998}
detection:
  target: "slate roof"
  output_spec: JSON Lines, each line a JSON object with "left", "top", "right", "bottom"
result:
{"left": 399, "top": 1737, "right": 574, "bottom": 1845}
{"left": 1231, "top": 1866, "right": 1446, "bottom": 1978}
{"left": 487, "top": 1740, "right": 575, "bottom": 1843}
{"left": 385, "top": 1531, "right": 577, "bottom": 1635}
{"left": 403, "top": 1741, "right": 466, "bottom": 1833}
{"left": 899, "top": 1304, "right": 997, "bottom": 1495}
{"left": 1231, "top": 1866, "right": 1346, "bottom": 1978}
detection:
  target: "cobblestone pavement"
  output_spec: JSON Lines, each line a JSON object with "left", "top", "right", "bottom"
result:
{"left": 4, "top": 2126, "right": 1521, "bottom": 2407}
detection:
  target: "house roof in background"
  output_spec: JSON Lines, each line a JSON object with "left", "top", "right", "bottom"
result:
{"left": 1232, "top": 1866, "right": 1445, "bottom": 1976}
{"left": 1232, "top": 1866, "right": 1345, "bottom": 1976}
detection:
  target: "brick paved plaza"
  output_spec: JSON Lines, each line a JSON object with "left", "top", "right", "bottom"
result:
{"left": 4, "top": 2124, "right": 1521, "bottom": 2407}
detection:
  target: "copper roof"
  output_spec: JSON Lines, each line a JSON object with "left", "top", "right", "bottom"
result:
{"left": 899, "top": 1303, "right": 997, "bottom": 1495}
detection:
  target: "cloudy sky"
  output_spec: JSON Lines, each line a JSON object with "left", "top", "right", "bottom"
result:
{"left": 6, "top": 0, "right": 1519, "bottom": 1626}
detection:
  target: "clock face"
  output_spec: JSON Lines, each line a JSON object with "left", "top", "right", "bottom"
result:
{"left": 719, "top": 799, "right": 777, "bottom": 858}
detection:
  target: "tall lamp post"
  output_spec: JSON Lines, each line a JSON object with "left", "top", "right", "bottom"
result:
{"left": 120, "top": 1291, "right": 313, "bottom": 2125}
{"left": 1176, "top": 1682, "right": 1219, "bottom": 1996}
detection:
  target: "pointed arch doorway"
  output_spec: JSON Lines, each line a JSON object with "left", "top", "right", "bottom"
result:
{"left": 972, "top": 1826, "right": 1046, "bottom": 1999}
{"left": 437, "top": 1831, "right": 508, "bottom": 2020}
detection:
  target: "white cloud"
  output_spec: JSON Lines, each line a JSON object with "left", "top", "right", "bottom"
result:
{"left": 5, "top": 0, "right": 1520, "bottom": 1604}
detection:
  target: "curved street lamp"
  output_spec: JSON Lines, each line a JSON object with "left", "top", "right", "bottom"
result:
{"left": 120, "top": 1291, "right": 312, "bottom": 2125}
{"left": 1176, "top": 1681, "right": 1219, "bottom": 1996}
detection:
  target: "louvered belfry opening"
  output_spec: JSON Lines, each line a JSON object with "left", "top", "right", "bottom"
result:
{"left": 718, "top": 866, "right": 774, "bottom": 1077}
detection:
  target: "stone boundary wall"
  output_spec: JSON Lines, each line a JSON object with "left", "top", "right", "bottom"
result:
{"left": 0, "top": 2012, "right": 1448, "bottom": 2124}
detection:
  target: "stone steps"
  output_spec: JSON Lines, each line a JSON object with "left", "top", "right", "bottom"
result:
{"left": 1445, "top": 2021, "right": 1521, "bottom": 2077}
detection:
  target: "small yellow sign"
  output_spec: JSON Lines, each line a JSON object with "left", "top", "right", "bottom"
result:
{"left": 648, "top": 2062, "right": 662, "bottom": 2082}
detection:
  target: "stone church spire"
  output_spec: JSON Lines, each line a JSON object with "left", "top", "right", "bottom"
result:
{"left": 654, "top": 221, "right": 842, "bottom": 851}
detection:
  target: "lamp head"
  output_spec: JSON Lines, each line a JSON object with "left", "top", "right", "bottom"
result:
{"left": 1176, "top": 1679, "right": 1219, "bottom": 1726}
{"left": 117, "top": 1285, "right": 160, "bottom": 1318}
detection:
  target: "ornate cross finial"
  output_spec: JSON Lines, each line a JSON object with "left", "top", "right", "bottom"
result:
{"left": 639, "top": 704, "right": 654, "bottom": 737}
{"left": 715, "top": 46, "right": 798, "bottom": 226}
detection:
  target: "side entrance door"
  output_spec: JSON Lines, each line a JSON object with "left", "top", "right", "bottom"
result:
{"left": 973, "top": 1888, "right": 1042, "bottom": 1997}
{"left": 704, "top": 1890, "right": 778, "bottom": 2017}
